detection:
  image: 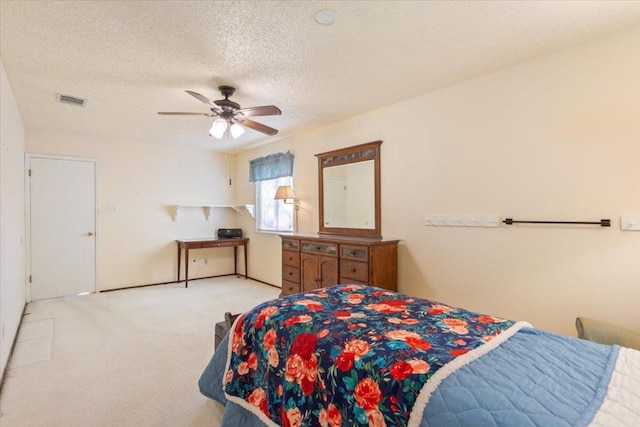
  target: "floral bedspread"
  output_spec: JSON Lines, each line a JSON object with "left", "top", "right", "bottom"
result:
{"left": 223, "top": 285, "right": 516, "bottom": 427}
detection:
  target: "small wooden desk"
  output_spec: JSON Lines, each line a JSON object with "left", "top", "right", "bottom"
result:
{"left": 176, "top": 238, "right": 248, "bottom": 287}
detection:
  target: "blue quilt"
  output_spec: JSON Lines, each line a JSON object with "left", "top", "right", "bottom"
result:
{"left": 199, "top": 288, "right": 619, "bottom": 426}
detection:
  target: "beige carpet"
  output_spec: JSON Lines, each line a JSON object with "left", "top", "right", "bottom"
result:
{"left": 0, "top": 277, "right": 280, "bottom": 426}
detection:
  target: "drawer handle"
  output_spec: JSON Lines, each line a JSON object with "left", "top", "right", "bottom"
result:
{"left": 350, "top": 268, "right": 357, "bottom": 273}
{"left": 289, "top": 272, "right": 293, "bottom": 276}
{"left": 289, "top": 257, "right": 293, "bottom": 261}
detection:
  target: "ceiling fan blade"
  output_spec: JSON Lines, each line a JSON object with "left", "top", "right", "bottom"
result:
{"left": 157, "top": 112, "right": 215, "bottom": 116}
{"left": 185, "top": 90, "right": 218, "bottom": 109}
{"left": 235, "top": 105, "right": 281, "bottom": 117}
{"left": 237, "top": 118, "right": 279, "bottom": 136}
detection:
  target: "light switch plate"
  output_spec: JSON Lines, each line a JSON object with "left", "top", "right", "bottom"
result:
{"left": 423, "top": 215, "right": 501, "bottom": 228}
{"left": 620, "top": 216, "right": 640, "bottom": 231}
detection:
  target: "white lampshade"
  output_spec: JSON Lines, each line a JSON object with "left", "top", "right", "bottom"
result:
{"left": 274, "top": 185, "right": 296, "bottom": 200}
{"left": 230, "top": 123, "right": 245, "bottom": 139}
{"left": 209, "top": 118, "right": 228, "bottom": 139}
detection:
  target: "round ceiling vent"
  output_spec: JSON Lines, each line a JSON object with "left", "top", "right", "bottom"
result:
{"left": 315, "top": 9, "right": 337, "bottom": 25}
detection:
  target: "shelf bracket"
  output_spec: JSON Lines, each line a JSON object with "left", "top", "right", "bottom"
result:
{"left": 203, "top": 206, "right": 213, "bottom": 221}
{"left": 171, "top": 204, "right": 255, "bottom": 221}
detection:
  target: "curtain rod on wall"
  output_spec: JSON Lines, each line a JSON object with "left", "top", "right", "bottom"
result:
{"left": 503, "top": 218, "right": 610, "bottom": 227}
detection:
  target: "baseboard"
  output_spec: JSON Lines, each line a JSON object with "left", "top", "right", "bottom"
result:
{"left": 0, "top": 303, "right": 27, "bottom": 394}
{"left": 245, "top": 276, "right": 280, "bottom": 289}
{"left": 101, "top": 274, "right": 281, "bottom": 293}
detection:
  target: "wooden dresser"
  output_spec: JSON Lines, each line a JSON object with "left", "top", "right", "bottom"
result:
{"left": 280, "top": 234, "right": 399, "bottom": 296}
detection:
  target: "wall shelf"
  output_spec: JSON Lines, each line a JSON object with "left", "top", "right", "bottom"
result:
{"left": 171, "top": 204, "right": 255, "bottom": 221}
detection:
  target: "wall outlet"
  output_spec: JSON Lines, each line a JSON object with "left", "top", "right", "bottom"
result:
{"left": 621, "top": 216, "right": 640, "bottom": 231}
{"left": 108, "top": 204, "right": 118, "bottom": 213}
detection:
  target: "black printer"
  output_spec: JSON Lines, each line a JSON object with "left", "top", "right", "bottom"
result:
{"left": 217, "top": 228, "right": 243, "bottom": 239}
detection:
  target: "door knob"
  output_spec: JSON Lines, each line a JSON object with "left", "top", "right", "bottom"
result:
{"left": 87, "top": 232, "right": 94, "bottom": 236}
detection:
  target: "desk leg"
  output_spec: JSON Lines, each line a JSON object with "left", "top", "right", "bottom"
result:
{"left": 244, "top": 242, "right": 248, "bottom": 279}
{"left": 233, "top": 246, "right": 238, "bottom": 277}
{"left": 184, "top": 247, "right": 189, "bottom": 288}
{"left": 177, "top": 245, "right": 181, "bottom": 283}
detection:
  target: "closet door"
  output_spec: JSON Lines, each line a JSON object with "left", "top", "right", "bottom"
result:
{"left": 28, "top": 155, "right": 97, "bottom": 301}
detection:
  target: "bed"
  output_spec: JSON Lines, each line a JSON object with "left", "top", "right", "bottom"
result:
{"left": 199, "top": 284, "right": 640, "bottom": 426}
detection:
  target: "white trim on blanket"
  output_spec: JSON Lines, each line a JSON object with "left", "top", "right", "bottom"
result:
{"left": 407, "top": 320, "right": 533, "bottom": 427}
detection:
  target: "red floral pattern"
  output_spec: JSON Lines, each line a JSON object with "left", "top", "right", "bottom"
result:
{"left": 224, "top": 285, "right": 514, "bottom": 426}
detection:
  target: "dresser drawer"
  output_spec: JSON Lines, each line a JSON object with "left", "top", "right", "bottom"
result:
{"left": 340, "top": 245, "right": 368, "bottom": 261}
{"left": 281, "top": 280, "right": 300, "bottom": 296}
{"left": 282, "top": 250, "right": 300, "bottom": 268}
{"left": 302, "top": 241, "right": 338, "bottom": 256}
{"left": 282, "top": 239, "right": 300, "bottom": 251}
{"left": 340, "top": 259, "right": 369, "bottom": 282}
{"left": 282, "top": 265, "right": 300, "bottom": 283}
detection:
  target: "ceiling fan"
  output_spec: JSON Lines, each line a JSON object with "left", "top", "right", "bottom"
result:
{"left": 158, "top": 85, "right": 281, "bottom": 139}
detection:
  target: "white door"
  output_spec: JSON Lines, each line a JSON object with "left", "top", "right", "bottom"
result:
{"left": 28, "top": 156, "right": 96, "bottom": 300}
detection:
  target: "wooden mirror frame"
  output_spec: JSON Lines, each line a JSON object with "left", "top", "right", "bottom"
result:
{"left": 316, "top": 140, "right": 382, "bottom": 238}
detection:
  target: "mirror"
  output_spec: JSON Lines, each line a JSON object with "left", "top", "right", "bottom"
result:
{"left": 323, "top": 161, "right": 375, "bottom": 228}
{"left": 316, "top": 140, "right": 382, "bottom": 238}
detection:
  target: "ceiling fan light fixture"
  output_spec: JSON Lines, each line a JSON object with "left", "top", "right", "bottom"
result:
{"left": 209, "top": 118, "right": 228, "bottom": 139}
{"left": 230, "top": 123, "right": 245, "bottom": 139}
{"left": 160, "top": 86, "right": 280, "bottom": 138}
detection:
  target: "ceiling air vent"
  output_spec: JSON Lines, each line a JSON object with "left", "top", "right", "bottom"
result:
{"left": 55, "top": 93, "right": 88, "bottom": 108}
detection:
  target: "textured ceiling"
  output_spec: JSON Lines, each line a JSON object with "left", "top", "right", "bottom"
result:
{"left": 1, "top": 1, "right": 639, "bottom": 152}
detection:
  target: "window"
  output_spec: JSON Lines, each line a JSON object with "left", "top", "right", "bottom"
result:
{"left": 256, "top": 176, "right": 294, "bottom": 232}
{"left": 249, "top": 151, "right": 295, "bottom": 233}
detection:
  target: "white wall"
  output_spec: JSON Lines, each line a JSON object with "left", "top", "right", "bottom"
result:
{"left": 236, "top": 27, "right": 640, "bottom": 335}
{"left": 26, "top": 132, "right": 241, "bottom": 291}
{"left": 0, "top": 60, "right": 26, "bottom": 378}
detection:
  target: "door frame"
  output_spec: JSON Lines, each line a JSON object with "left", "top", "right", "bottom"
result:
{"left": 25, "top": 153, "right": 100, "bottom": 302}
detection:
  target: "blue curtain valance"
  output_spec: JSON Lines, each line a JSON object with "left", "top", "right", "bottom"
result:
{"left": 249, "top": 151, "right": 294, "bottom": 182}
